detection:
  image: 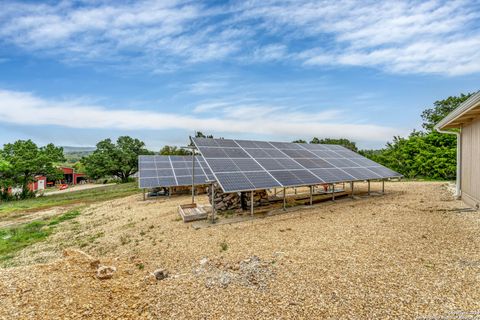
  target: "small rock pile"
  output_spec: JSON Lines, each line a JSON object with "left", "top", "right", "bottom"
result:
{"left": 194, "top": 256, "right": 275, "bottom": 290}
{"left": 63, "top": 249, "right": 116, "bottom": 280}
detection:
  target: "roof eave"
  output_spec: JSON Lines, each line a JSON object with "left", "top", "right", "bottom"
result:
{"left": 435, "top": 91, "right": 480, "bottom": 130}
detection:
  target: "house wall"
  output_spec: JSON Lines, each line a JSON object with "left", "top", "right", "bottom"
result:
{"left": 461, "top": 117, "right": 480, "bottom": 208}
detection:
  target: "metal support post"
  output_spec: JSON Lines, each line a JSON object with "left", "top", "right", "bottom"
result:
{"left": 283, "top": 188, "right": 286, "bottom": 211}
{"left": 191, "top": 151, "right": 195, "bottom": 204}
{"left": 309, "top": 186, "right": 313, "bottom": 206}
{"left": 332, "top": 184, "right": 335, "bottom": 201}
{"left": 211, "top": 183, "right": 216, "bottom": 223}
{"left": 143, "top": 189, "right": 146, "bottom": 201}
{"left": 368, "top": 180, "right": 371, "bottom": 196}
{"left": 382, "top": 179, "right": 385, "bottom": 195}
{"left": 251, "top": 191, "right": 254, "bottom": 216}
{"left": 350, "top": 181, "right": 354, "bottom": 198}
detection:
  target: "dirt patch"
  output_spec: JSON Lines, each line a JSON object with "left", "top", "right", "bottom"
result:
{"left": 0, "top": 181, "right": 479, "bottom": 319}
{"left": 42, "top": 183, "right": 116, "bottom": 196}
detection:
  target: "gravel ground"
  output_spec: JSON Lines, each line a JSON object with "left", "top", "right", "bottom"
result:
{"left": 0, "top": 181, "right": 479, "bottom": 319}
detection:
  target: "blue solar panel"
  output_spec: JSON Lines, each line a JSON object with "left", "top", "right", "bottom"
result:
{"left": 310, "top": 168, "right": 355, "bottom": 183}
{"left": 244, "top": 171, "right": 281, "bottom": 189}
{"left": 138, "top": 155, "right": 212, "bottom": 188}
{"left": 269, "top": 170, "right": 303, "bottom": 187}
{"left": 215, "top": 172, "right": 254, "bottom": 192}
{"left": 192, "top": 138, "right": 402, "bottom": 193}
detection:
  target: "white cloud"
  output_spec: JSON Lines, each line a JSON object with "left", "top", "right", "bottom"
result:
{"left": 0, "top": 1, "right": 241, "bottom": 68}
{"left": 1, "top": 0, "right": 479, "bottom": 75}
{"left": 238, "top": 0, "right": 480, "bottom": 75}
{"left": 0, "top": 89, "right": 404, "bottom": 142}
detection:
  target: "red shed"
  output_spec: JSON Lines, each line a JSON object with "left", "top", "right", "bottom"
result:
{"left": 59, "top": 167, "right": 86, "bottom": 185}
{"left": 30, "top": 175, "right": 47, "bottom": 191}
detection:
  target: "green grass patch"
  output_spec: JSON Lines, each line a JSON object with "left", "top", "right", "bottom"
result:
{"left": 0, "top": 208, "right": 82, "bottom": 263}
{"left": 219, "top": 240, "right": 228, "bottom": 252}
{"left": 0, "top": 183, "right": 139, "bottom": 216}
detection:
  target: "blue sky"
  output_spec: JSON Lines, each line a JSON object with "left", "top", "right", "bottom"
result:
{"left": 0, "top": 0, "right": 479, "bottom": 150}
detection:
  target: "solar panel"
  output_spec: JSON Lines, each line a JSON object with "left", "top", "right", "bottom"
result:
{"left": 138, "top": 155, "right": 213, "bottom": 189}
{"left": 192, "top": 138, "right": 402, "bottom": 193}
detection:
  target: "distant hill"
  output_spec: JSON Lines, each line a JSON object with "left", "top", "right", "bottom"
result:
{"left": 61, "top": 146, "right": 95, "bottom": 163}
{"left": 62, "top": 146, "right": 96, "bottom": 154}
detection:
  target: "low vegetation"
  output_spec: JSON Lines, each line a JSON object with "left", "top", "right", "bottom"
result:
{"left": 0, "top": 208, "right": 81, "bottom": 262}
{"left": 0, "top": 183, "right": 139, "bottom": 215}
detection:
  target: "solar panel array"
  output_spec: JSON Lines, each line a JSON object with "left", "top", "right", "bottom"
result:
{"left": 192, "top": 138, "right": 401, "bottom": 193}
{"left": 138, "top": 155, "right": 215, "bottom": 189}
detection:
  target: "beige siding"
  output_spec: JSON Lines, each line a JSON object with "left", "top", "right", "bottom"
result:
{"left": 461, "top": 116, "right": 480, "bottom": 208}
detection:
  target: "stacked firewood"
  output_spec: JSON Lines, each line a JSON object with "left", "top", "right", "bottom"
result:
{"left": 207, "top": 184, "right": 271, "bottom": 211}
{"left": 245, "top": 190, "right": 270, "bottom": 207}
{"left": 207, "top": 184, "right": 241, "bottom": 211}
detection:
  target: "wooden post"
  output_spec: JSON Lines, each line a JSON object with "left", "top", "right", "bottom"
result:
{"left": 368, "top": 180, "right": 371, "bottom": 196}
{"left": 350, "top": 181, "right": 354, "bottom": 198}
{"left": 283, "top": 188, "right": 286, "bottom": 211}
{"left": 274, "top": 188, "right": 277, "bottom": 197}
{"left": 382, "top": 180, "right": 385, "bottom": 195}
{"left": 294, "top": 187, "right": 297, "bottom": 195}
{"left": 169, "top": 187, "right": 171, "bottom": 198}
{"left": 309, "top": 186, "right": 313, "bottom": 205}
{"left": 211, "top": 183, "right": 215, "bottom": 223}
{"left": 251, "top": 191, "right": 254, "bottom": 216}
{"left": 191, "top": 151, "right": 195, "bottom": 204}
{"left": 332, "top": 183, "right": 335, "bottom": 201}
{"left": 143, "top": 188, "right": 146, "bottom": 201}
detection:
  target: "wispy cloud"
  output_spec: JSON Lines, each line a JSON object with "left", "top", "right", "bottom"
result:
{"left": 238, "top": 0, "right": 480, "bottom": 75}
{"left": 0, "top": 0, "right": 479, "bottom": 75}
{"left": 0, "top": 89, "right": 404, "bottom": 142}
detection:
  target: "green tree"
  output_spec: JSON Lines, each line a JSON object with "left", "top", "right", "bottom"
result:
{"left": 369, "top": 131, "right": 456, "bottom": 179}
{"left": 0, "top": 159, "right": 12, "bottom": 200}
{"left": 195, "top": 131, "right": 214, "bottom": 138}
{"left": 360, "top": 93, "right": 472, "bottom": 180}
{"left": 310, "top": 137, "right": 358, "bottom": 152}
{"left": 82, "top": 136, "right": 152, "bottom": 182}
{"left": 292, "top": 139, "right": 307, "bottom": 143}
{"left": 159, "top": 146, "right": 191, "bottom": 155}
{"left": 421, "top": 93, "right": 473, "bottom": 131}
{"left": 0, "top": 140, "right": 65, "bottom": 199}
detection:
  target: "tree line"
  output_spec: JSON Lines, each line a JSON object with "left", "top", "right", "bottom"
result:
{"left": 285, "top": 94, "right": 470, "bottom": 180}
{"left": 0, "top": 94, "right": 469, "bottom": 201}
